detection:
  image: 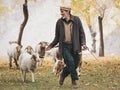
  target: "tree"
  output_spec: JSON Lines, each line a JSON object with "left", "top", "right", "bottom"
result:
{"left": 113, "top": 0, "right": 120, "bottom": 9}
{"left": 71, "top": 0, "right": 97, "bottom": 53}
{"left": 17, "top": 0, "right": 28, "bottom": 46}
{"left": 98, "top": 16, "right": 104, "bottom": 56}
{"left": 95, "top": 0, "right": 108, "bottom": 56}
{"left": 71, "top": 0, "right": 113, "bottom": 56}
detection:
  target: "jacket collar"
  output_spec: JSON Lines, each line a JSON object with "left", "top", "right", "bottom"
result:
{"left": 70, "top": 15, "right": 75, "bottom": 22}
{"left": 61, "top": 14, "right": 75, "bottom": 23}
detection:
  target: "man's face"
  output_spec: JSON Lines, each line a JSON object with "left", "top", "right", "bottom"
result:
{"left": 60, "top": 9, "right": 69, "bottom": 19}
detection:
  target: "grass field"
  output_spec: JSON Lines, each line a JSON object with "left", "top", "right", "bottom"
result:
{"left": 0, "top": 55, "right": 120, "bottom": 90}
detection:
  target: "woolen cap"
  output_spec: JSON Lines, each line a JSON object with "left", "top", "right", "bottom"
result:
{"left": 60, "top": 5, "right": 71, "bottom": 11}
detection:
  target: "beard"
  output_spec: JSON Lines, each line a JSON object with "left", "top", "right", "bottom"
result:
{"left": 62, "top": 14, "right": 67, "bottom": 19}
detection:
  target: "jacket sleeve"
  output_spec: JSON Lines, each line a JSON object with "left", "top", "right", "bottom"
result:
{"left": 49, "top": 20, "right": 60, "bottom": 48}
{"left": 78, "top": 17, "right": 86, "bottom": 45}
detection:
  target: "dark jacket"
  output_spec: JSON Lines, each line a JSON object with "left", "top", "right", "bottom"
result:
{"left": 49, "top": 15, "right": 86, "bottom": 54}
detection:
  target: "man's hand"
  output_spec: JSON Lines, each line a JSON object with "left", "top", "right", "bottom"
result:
{"left": 82, "top": 45, "right": 89, "bottom": 50}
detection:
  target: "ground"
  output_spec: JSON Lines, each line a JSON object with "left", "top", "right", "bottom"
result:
{"left": 0, "top": 55, "right": 120, "bottom": 90}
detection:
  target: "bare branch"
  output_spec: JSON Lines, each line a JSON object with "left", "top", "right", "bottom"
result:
{"left": 95, "top": 0, "right": 107, "bottom": 17}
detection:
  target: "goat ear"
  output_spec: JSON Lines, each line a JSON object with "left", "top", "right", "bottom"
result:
{"left": 39, "top": 42, "right": 42, "bottom": 45}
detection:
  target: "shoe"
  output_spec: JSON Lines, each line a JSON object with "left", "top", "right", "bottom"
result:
{"left": 59, "top": 74, "right": 66, "bottom": 86}
{"left": 72, "top": 80, "right": 78, "bottom": 89}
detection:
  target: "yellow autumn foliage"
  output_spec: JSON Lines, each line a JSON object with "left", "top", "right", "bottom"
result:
{"left": 71, "top": 0, "right": 97, "bottom": 26}
{"left": 114, "top": 0, "right": 120, "bottom": 8}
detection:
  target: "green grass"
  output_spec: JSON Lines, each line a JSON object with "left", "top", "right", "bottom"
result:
{"left": 0, "top": 56, "right": 120, "bottom": 90}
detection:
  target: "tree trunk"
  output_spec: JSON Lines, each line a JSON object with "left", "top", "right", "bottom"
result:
{"left": 89, "top": 25, "right": 96, "bottom": 53}
{"left": 17, "top": 0, "right": 28, "bottom": 46}
{"left": 98, "top": 16, "right": 104, "bottom": 56}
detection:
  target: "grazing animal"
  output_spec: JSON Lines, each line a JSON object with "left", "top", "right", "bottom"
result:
{"left": 7, "top": 41, "right": 22, "bottom": 69}
{"left": 18, "top": 52, "right": 40, "bottom": 82}
{"left": 35, "top": 41, "right": 48, "bottom": 65}
{"left": 53, "top": 60, "right": 64, "bottom": 75}
{"left": 51, "top": 47, "right": 64, "bottom": 75}
{"left": 51, "top": 47, "right": 82, "bottom": 76}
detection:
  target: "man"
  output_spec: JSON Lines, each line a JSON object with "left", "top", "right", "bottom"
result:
{"left": 46, "top": 5, "right": 88, "bottom": 89}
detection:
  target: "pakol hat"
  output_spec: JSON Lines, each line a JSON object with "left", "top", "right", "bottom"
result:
{"left": 60, "top": 5, "right": 71, "bottom": 11}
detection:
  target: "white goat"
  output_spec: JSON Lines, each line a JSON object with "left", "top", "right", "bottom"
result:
{"left": 18, "top": 52, "right": 40, "bottom": 82}
{"left": 7, "top": 42, "right": 22, "bottom": 69}
{"left": 35, "top": 41, "right": 48, "bottom": 66}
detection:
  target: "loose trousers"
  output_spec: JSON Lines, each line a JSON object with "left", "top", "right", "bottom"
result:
{"left": 61, "top": 43, "right": 80, "bottom": 80}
